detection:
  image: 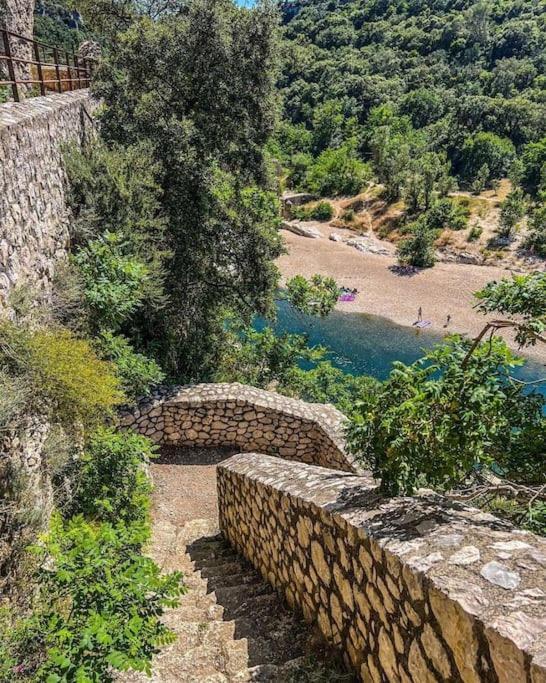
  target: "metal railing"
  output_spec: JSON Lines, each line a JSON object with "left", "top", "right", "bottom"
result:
{"left": 0, "top": 26, "right": 91, "bottom": 102}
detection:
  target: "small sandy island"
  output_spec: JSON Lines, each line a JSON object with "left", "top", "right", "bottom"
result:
{"left": 276, "top": 222, "right": 546, "bottom": 365}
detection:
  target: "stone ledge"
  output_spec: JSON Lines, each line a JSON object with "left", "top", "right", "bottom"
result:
{"left": 0, "top": 90, "right": 93, "bottom": 131}
{"left": 218, "top": 453, "right": 546, "bottom": 683}
{"left": 122, "top": 383, "right": 359, "bottom": 472}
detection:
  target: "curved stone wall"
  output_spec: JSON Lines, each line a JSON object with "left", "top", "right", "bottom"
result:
{"left": 121, "top": 383, "right": 358, "bottom": 472}
{"left": 218, "top": 453, "right": 546, "bottom": 683}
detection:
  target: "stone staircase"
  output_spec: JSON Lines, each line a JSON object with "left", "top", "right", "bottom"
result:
{"left": 120, "top": 447, "right": 353, "bottom": 683}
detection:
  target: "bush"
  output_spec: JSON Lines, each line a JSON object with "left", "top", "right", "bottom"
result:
{"left": 73, "top": 233, "right": 151, "bottom": 332}
{"left": 497, "top": 188, "right": 526, "bottom": 238}
{"left": 292, "top": 201, "right": 334, "bottom": 222}
{"left": 467, "top": 225, "right": 483, "bottom": 242}
{"left": 524, "top": 203, "right": 546, "bottom": 256}
{"left": 396, "top": 221, "right": 436, "bottom": 268}
{"left": 347, "top": 336, "right": 544, "bottom": 495}
{"left": 304, "top": 145, "right": 371, "bottom": 197}
{"left": 24, "top": 514, "right": 183, "bottom": 682}
{"left": 69, "top": 427, "right": 156, "bottom": 526}
{"left": 424, "top": 198, "right": 469, "bottom": 231}
{"left": 0, "top": 323, "right": 123, "bottom": 428}
{"left": 96, "top": 332, "right": 165, "bottom": 402}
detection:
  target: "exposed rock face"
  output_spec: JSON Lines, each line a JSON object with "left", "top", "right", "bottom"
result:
{"left": 0, "top": 416, "right": 52, "bottom": 596}
{"left": 281, "top": 220, "right": 322, "bottom": 238}
{"left": 0, "top": 91, "right": 96, "bottom": 311}
{"left": 0, "top": 0, "right": 35, "bottom": 93}
{"left": 218, "top": 453, "right": 546, "bottom": 683}
{"left": 121, "top": 383, "right": 358, "bottom": 473}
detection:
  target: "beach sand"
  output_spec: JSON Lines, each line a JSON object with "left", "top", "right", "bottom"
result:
{"left": 276, "top": 223, "right": 546, "bottom": 364}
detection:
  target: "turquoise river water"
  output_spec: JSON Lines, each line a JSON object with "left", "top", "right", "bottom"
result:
{"left": 255, "top": 300, "right": 546, "bottom": 398}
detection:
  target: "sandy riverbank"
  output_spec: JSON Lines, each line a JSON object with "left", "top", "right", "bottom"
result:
{"left": 276, "top": 223, "right": 546, "bottom": 364}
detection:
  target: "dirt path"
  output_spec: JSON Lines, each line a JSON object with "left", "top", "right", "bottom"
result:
{"left": 277, "top": 226, "right": 546, "bottom": 364}
{"left": 120, "top": 446, "right": 353, "bottom": 683}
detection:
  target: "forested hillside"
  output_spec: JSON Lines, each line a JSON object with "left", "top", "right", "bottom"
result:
{"left": 275, "top": 0, "right": 546, "bottom": 262}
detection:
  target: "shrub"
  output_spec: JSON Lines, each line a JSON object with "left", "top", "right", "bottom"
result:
{"left": 69, "top": 427, "right": 156, "bottom": 526}
{"left": 347, "top": 336, "right": 544, "bottom": 495}
{"left": 523, "top": 203, "right": 546, "bottom": 256}
{"left": 467, "top": 225, "right": 483, "bottom": 242}
{"left": 96, "top": 332, "right": 165, "bottom": 402}
{"left": 24, "top": 514, "right": 183, "bottom": 682}
{"left": 424, "top": 198, "right": 469, "bottom": 231}
{"left": 396, "top": 221, "right": 436, "bottom": 268}
{"left": 286, "top": 274, "right": 340, "bottom": 318}
{"left": 73, "top": 233, "right": 150, "bottom": 332}
{"left": 305, "top": 145, "right": 371, "bottom": 197}
{"left": 497, "top": 188, "right": 526, "bottom": 238}
{"left": 292, "top": 201, "right": 334, "bottom": 222}
{"left": 0, "top": 323, "right": 123, "bottom": 428}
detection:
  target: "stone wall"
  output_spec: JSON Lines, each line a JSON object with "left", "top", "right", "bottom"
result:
{"left": 218, "top": 453, "right": 546, "bottom": 683}
{"left": 122, "top": 383, "right": 358, "bottom": 472}
{"left": 0, "top": 90, "right": 96, "bottom": 310}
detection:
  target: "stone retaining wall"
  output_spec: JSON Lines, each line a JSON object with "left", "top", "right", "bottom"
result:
{"left": 121, "top": 383, "right": 357, "bottom": 472}
{"left": 0, "top": 90, "right": 96, "bottom": 309}
{"left": 218, "top": 453, "right": 546, "bottom": 683}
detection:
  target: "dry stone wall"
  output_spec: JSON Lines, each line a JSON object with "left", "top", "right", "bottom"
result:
{"left": 218, "top": 453, "right": 546, "bottom": 683}
{"left": 0, "top": 90, "right": 96, "bottom": 310}
{"left": 121, "top": 383, "right": 358, "bottom": 472}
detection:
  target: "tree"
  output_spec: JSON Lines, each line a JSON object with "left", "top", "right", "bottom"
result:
{"left": 91, "top": 0, "right": 282, "bottom": 380}
{"left": 285, "top": 274, "right": 340, "bottom": 318}
{"left": 524, "top": 202, "right": 546, "bottom": 257}
{"left": 346, "top": 335, "right": 544, "bottom": 495}
{"left": 396, "top": 221, "right": 436, "bottom": 268}
{"left": 461, "top": 133, "right": 516, "bottom": 188}
{"left": 497, "top": 188, "right": 527, "bottom": 238}
{"left": 304, "top": 143, "right": 370, "bottom": 196}
{"left": 521, "top": 138, "right": 546, "bottom": 196}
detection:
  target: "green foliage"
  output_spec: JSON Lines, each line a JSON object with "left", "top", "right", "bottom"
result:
{"left": 33, "top": 15, "right": 87, "bottom": 52}
{"left": 304, "top": 144, "right": 371, "bottom": 197}
{"left": 215, "top": 325, "right": 325, "bottom": 391}
{"left": 91, "top": 1, "right": 282, "bottom": 380}
{"left": 521, "top": 138, "right": 546, "bottom": 196}
{"left": 68, "top": 427, "right": 155, "bottom": 525}
{"left": 285, "top": 275, "right": 340, "bottom": 318}
{"left": 467, "top": 225, "right": 483, "bottom": 242}
{"left": 0, "top": 323, "right": 123, "bottom": 428}
{"left": 280, "top": 0, "right": 546, "bottom": 194}
{"left": 73, "top": 233, "right": 150, "bottom": 332}
{"left": 474, "top": 273, "right": 546, "bottom": 346}
{"left": 282, "top": 362, "right": 379, "bottom": 416}
{"left": 396, "top": 221, "right": 436, "bottom": 268}
{"left": 497, "top": 188, "right": 527, "bottom": 238}
{"left": 292, "top": 201, "right": 334, "bottom": 222}
{"left": 95, "top": 332, "right": 164, "bottom": 401}
{"left": 24, "top": 514, "right": 183, "bottom": 682}
{"left": 460, "top": 133, "right": 516, "bottom": 187}
{"left": 524, "top": 202, "right": 546, "bottom": 256}
{"left": 346, "top": 336, "right": 544, "bottom": 495}
{"left": 424, "top": 198, "right": 469, "bottom": 232}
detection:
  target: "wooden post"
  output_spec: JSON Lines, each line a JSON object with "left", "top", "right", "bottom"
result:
{"left": 2, "top": 29, "right": 20, "bottom": 102}
{"left": 65, "top": 50, "right": 73, "bottom": 90}
{"left": 53, "top": 47, "right": 62, "bottom": 93}
{"left": 74, "top": 54, "right": 81, "bottom": 88}
{"left": 33, "top": 40, "right": 45, "bottom": 96}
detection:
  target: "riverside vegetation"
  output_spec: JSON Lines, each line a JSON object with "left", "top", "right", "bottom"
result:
{"left": 0, "top": 0, "right": 545, "bottom": 680}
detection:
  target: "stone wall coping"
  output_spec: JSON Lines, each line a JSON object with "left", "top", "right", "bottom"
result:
{"left": 125, "top": 382, "right": 358, "bottom": 471}
{"left": 0, "top": 90, "right": 92, "bottom": 131}
{"left": 219, "top": 452, "right": 546, "bottom": 672}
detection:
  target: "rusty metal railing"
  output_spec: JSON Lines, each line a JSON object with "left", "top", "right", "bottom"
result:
{"left": 0, "top": 26, "right": 91, "bottom": 102}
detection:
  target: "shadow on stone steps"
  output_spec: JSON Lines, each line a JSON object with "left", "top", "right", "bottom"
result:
{"left": 187, "top": 533, "right": 355, "bottom": 682}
